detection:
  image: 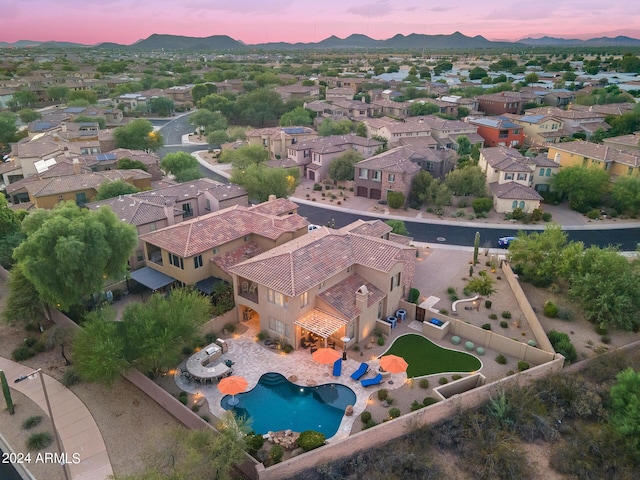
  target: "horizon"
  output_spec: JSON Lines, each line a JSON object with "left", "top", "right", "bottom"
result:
{"left": 1, "top": 0, "right": 639, "bottom": 45}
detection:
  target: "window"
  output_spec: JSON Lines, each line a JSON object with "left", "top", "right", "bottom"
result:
{"left": 149, "top": 222, "right": 157, "bottom": 232}
{"left": 319, "top": 281, "right": 325, "bottom": 290}
{"left": 629, "top": 166, "right": 635, "bottom": 175}
{"left": 425, "top": 162, "right": 435, "bottom": 171}
{"left": 519, "top": 201, "right": 525, "bottom": 209}
{"left": 269, "top": 317, "right": 289, "bottom": 337}
{"left": 300, "top": 291, "right": 308, "bottom": 308}
{"left": 205, "top": 199, "right": 211, "bottom": 211}
{"left": 372, "top": 171, "right": 381, "bottom": 182}
{"left": 504, "top": 172, "right": 514, "bottom": 180}
{"left": 182, "top": 203, "right": 193, "bottom": 218}
{"left": 194, "top": 255, "right": 203, "bottom": 269}
{"left": 243, "top": 235, "right": 249, "bottom": 242}
{"left": 545, "top": 168, "right": 551, "bottom": 177}
{"left": 359, "top": 168, "right": 368, "bottom": 179}
{"left": 512, "top": 200, "right": 518, "bottom": 209}
{"left": 267, "top": 289, "right": 285, "bottom": 307}
{"left": 75, "top": 192, "right": 87, "bottom": 206}
{"left": 517, "top": 173, "right": 527, "bottom": 181}
{"left": 169, "top": 254, "right": 184, "bottom": 269}
{"left": 539, "top": 168, "right": 545, "bottom": 176}
{"left": 136, "top": 250, "right": 143, "bottom": 262}
{"left": 378, "top": 301, "right": 383, "bottom": 319}
{"left": 499, "top": 130, "right": 509, "bottom": 138}
{"left": 390, "top": 272, "right": 400, "bottom": 291}
{"left": 388, "top": 173, "right": 395, "bottom": 183}
{"left": 212, "top": 248, "right": 219, "bottom": 255}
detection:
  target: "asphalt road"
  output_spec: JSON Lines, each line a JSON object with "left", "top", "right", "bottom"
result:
{"left": 0, "top": 448, "right": 22, "bottom": 480}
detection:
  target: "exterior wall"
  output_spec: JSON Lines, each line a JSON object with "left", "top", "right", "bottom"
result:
{"left": 475, "top": 125, "right": 524, "bottom": 148}
{"left": 477, "top": 98, "right": 523, "bottom": 115}
{"left": 32, "top": 188, "right": 97, "bottom": 209}
{"left": 531, "top": 166, "right": 557, "bottom": 190}
{"left": 493, "top": 197, "right": 540, "bottom": 214}
{"left": 379, "top": 170, "right": 412, "bottom": 203}
{"left": 610, "top": 162, "right": 639, "bottom": 177}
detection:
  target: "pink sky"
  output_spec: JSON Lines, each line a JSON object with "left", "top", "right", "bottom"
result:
{"left": 1, "top": 0, "right": 639, "bottom": 45}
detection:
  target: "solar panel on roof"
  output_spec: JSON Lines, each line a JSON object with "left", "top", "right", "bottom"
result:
{"left": 64, "top": 107, "right": 86, "bottom": 114}
{"left": 282, "top": 127, "right": 308, "bottom": 135}
{"left": 96, "top": 153, "right": 117, "bottom": 161}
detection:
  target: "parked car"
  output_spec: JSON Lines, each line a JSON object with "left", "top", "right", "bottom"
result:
{"left": 308, "top": 224, "right": 321, "bottom": 232}
{"left": 497, "top": 236, "right": 516, "bottom": 248}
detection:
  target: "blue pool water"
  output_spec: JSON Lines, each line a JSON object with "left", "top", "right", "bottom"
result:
{"left": 429, "top": 318, "right": 445, "bottom": 327}
{"left": 221, "top": 372, "right": 356, "bottom": 437}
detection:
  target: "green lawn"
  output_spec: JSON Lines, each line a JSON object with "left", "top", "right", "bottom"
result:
{"left": 383, "top": 334, "right": 482, "bottom": 378}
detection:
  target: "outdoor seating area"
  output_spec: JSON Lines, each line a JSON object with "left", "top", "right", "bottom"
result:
{"left": 183, "top": 342, "right": 235, "bottom": 384}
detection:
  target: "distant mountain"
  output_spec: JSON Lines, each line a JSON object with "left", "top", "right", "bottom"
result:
{"left": 131, "top": 34, "right": 244, "bottom": 50}
{"left": 517, "top": 35, "right": 640, "bottom": 46}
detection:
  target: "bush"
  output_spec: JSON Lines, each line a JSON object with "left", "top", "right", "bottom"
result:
{"left": 452, "top": 374, "right": 462, "bottom": 380}
{"left": 601, "top": 335, "right": 611, "bottom": 344}
{"left": 269, "top": 444, "right": 284, "bottom": 464}
{"left": 363, "top": 419, "right": 377, "bottom": 430}
{"left": 419, "top": 379, "right": 429, "bottom": 389}
{"left": 181, "top": 345, "right": 194, "bottom": 355}
{"left": 313, "top": 183, "right": 322, "bottom": 191}
{"left": 387, "top": 191, "right": 406, "bottom": 209}
{"left": 557, "top": 308, "right": 574, "bottom": 321}
{"left": 11, "top": 345, "right": 35, "bottom": 362}
{"left": 472, "top": 197, "right": 493, "bottom": 214}
{"left": 423, "top": 397, "right": 438, "bottom": 406}
{"left": 501, "top": 311, "right": 512, "bottom": 319}
{"left": 488, "top": 313, "right": 498, "bottom": 320}
{"left": 439, "top": 309, "right": 449, "bottom": 315}
{"left": 360, "top": 411, "right": 372, "bottom": 423}
{"left": 256, "top": 330, "right": 269, "bottom": 341}
{"left": 542, "top": 212, "right": 552, "bottom": 222}
{"left": 439, "top": 377, "right": 448, "bottom": 385}
{"left": 26, "top": 432, "right": 53, "bottom": 451}
{"left": 496, "top": 354, "right": 507, "bottom": 364}
{"left": 586, "top": 209, "right": 600, "bottom": 219}
{"left": 530, "top": 208, "right": 543, "bottom": 222}
{"left": 484, "top": 300, "right": 492, "bottom": 309}
{"left": 204, "top": 332, "right": 217, "bottom": 344}
{"left": 62, "top": 368, "right": 81, "bottom": 387}
{"left": 408, "top": 288, "right": 420, "bottom": 304}
{"left": 178, "top": 391, "right": 188, "bottom": 405}
{"left": 22, "top": 416, "right": 42, "bottom": 430}
{"left": 223, "top": 323, "right": 236, "bottom": 333}
{"left": 23, "top": 337, "right": 38, "bottom": 348}
{"left": 377, "top": 336, "right": 385, "bottom": 346}
{"left": 389, "top": 407, "right": 401, "bottom": 419}
{"left": 482, "top": 323, "right": 492, "bottom": 330}
{"left": 245, "top": 431, "right": 264, "bottom": 455}
{"left": 377, "top": 389, "right": 389, "bottom": 401}
{"left": 191, "top": 404, "right": 200, "bottom": 412}
{"left": 298, "top": 430, "right": 325, "bottom": 451}
{"left": 547, "top": 330, "right": 577, "bottom": 363}
{"left": 517, "top": 361, "right": 530, "bottom": 371}
{"left": 410, "top": 400, "right": 424, "bottom": 411}
{"left": 595, "top": 323, "right": 608, "bottom": 336}
{"left": 543, "top": 300, "right": 559, "bottom": 318}
{"left": 500, "top": 321, "right": 509, "bottom": 328}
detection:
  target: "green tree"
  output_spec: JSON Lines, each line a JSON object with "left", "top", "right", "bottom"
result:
{"left": 160, "top": 152, "right": 203, "bottom": 182}
{"left": 190, "top": 84, "right": 210, "bottom": 104}
{"left": 148, "top": 97, "right": 174, "bottom": 117}
{"left": 189, "top": 109, "right": 227, "bottom": 134}
{"left": 279, "top": 107, "right": 313, "bottom": 127}
{"left": 18, "top": 109, "right": 41, "bottom": 124}
{"left": 117, "top": 158, "right": 148, "bottom": 172}
{"left": 12, "top": 90, "right": 38, "bottom": 108}
{"left": 355, "top": 122, "right": 367, "bottom": 137}
{"left": 67, "top": 90, "right": 98, "bottom": 104}
{"left": 385, "top": 220, "right": 408, "bottom": 236}
{"left": 551, "top": 165, "right": 609, "bottom": 212}
{"left": 206, "top": 130, "right": 229, "bottom": 145}
{"left": 2, "top": 264, "right": 45, "bottom": 325}
{"left": 114, "top": 119, "right": 164, "bottom": 152}
{"left": 524, "top": 73, "right": 540, "bottom": 85}
{"left": 409, "top": 170, "right": 451, "bottom": 207}
{"left": 317, "top": 118, "right": 353, "bottom": 136}
{"left": 409, "top": 102, "right": 439, "bottom": 117}
{"left": 457, "top": 136, "right": 472, "bottom": 156}
{"left": 608, "top": 368, "right": 640, "bottom": 448}
{"left": 386, "top": 191, "right": 405, "bottom": 209}
{"left": 611, "top": 175, "right": 640, "bottom": 216}
{"left": 219, "top": 145, "right": 269, "bottom": 169}
{"left": 95, "top": 180, "right": 140, "bottom": 200}
{"left": 327, "top": 150, "right": 362, "bottom": 182}
{"left": 466, "top": 270, "right": 496, "bottom": 297}
{"left": 469, "top": 67, "right": 488, "bottom": 80}
{"left": 444, "top": 166, "right": 486, "bottom": 196}
{"left": 46, "top": 86, "right": 69, "bottom": 102}
{"left": 0, "top": 111, "right": 18, "bottom": 145}
{"left": 13, "top": 203, "right": 138, "bottom": 310}
{"left": 230, "top": 165, "right": 299, "bottom": 202}
{"left": 197, "top": 93, "right": 235, "bottom": 118}
{"left": 234, "top": 88, "right": 285, "bottom": 127}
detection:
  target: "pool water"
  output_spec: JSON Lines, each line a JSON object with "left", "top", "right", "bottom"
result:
{"left": 221, "top": 372, "right": 356, "bottom": 437}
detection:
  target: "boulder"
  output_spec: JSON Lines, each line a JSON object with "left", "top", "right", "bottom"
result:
{"left": 345, "top": 405, "right": 354, "bottom": 416}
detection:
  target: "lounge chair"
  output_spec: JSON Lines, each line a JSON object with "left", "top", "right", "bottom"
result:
{"left": 361, "top": 373, "right": 383, "bottom": 387}
{"left": 332, "top": 358, "right": 342, "bottom": 377}
{"left": 350, "top": 362, "right": 369, "bottom": 381}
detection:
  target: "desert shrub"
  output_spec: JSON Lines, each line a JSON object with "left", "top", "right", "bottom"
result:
{"left": 439, "top": 309, "right": 449, "bottom": 315}
{"left": 26, "top": 432, "right": 53, "bottom": 451}
{"left": 496, "top": 354, "right": 507, "bottom": 365}
{"left": 423, "top": 397, "right": 438, "bottom": 406}
{"left": 595, "top": 323, "right": 608, "bottom": 336}
{"left": 377, "top": 336, "right": 385, "bottom": 346}
{"left": 500, "top": 321, "right": 509, "bottom": 328}
{"left": 269, "top": 444, "right": 284, "bottom": 464}
{"left": 245, "top": 431, "right": 264, "bottom": 455}
{"left": 389, "top": 408, "right": 401, "bottom": 418}
{"left": 363, "top": 419, "right": 377, "bottom": 430}
{"left": 191, "top": 404, "right": 200, "bottom": 412}
{"left": 256, "top": 330, "right": 269, "bottom": 341}
{"left": 586, "top": 209, "right": 600, "bottom": 219}
{"left": 282, "top": 343, "right": 293, "bottom": 354}
{"left": 387, "top": 191, "right": 406, "bottom": 209}
{"left": 313, "top": 183, "right": 322, "bottom": 191}
{"left": 472, "top": 197, "right": 493, "bottom": 214}
{"left": 557, "top": 308, "right": 574, "bottom": 321}
{"left": 62, "top": 368, "right": 81, "bottom": 387}
{"left": 489, "top": 313, "right": 498, "bottom": 320}
{"left": 377, "top": 389, "right": 389, "bottom": 401}
{"left": 298, "top": 430, "right": 325, "bottom": 451}
{"left": 543, "top": 300, "right": 559, "bottom": 318}
{"left": 181, "top": 345, "right": 194, "bottom": 355}
{"left": 11, "top": 346, "right": 35, "bottom": 362}
{"left": 482, "top": 323, "right": 492, "bottom": 330}
{"left": 419, "top": 379, "right": 429, "bottom": 389}
{"left": 530, "top": 208, "right": 543, "bottom": 222}
{"left": 178, "top": 391, "right": 188, "bottom": 405}
{"left": 601, "top": 335, "right": 611, "bottom": 344}
{"left": 447, "top": 286, "right": 456, "bottom": 294}
{"left": 22, "top": 416, "right": 42, "bottom": 430}
{"left": 501, "top": 311, "right": 512, "bottom": 319}
{"left": 547, "top": 330, "right": 577, "bottom": 363}
{"left": 517, "top": 361, "right": 530, "bottom": 371}
{"left": 23, "top": 337, "right": 38, "bottom": 348}
{"left": 542, "top": 211, "right": 552, "bottom": 221}
{"left": 439, "top": 377, "right": 448, "bottom": 385}
{"left": 410, "top": 400, "right": 424, "bottom": 411}
{"left": 360, "top": 411, "right": 372, "bottom": 423}
{"left": 484, "top": 300, "right": 492, "bottom": 309}
{"left": 204, "top": 332, "right": 217, "bottom": 343}
{"left": 452, "top": 374, "right": 462, "bottom": 380}
{"left": 223, "top": 322, "right": 235, "bottom": 333}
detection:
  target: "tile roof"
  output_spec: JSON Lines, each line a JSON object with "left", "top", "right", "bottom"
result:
{"left": 490, "top": 181, "right": 543, "bottom": 201}
{"left": 355, "top": 146, "right": 422, "bottom": 173}
{"left": 24, "top": 169, "right": 150, "bottom": 198}
{"left": 140, "top": 203, "right": 309, "bottom": 257}
{"left": 229, "top": 229, "right": 415, "bottom": 296}
{"left": 341, "top": 219, "right": 392, "bottom": 238}
{"left": 86, "top": 195, "right": 181, "bottom": 226}
{"left": 317, "top": 274, "right": 385, "bottom": 320}
{"left": 212, "top": 241, "right": 265, "bottom": 275}
{"left": 133, "top": 178, "right": 246, "bottom": 202}
{"left": 248, "top": 197, "right": 299, "bottom": 216}
{"left": 550, "top": 141, "right": 640, "bottom": 167}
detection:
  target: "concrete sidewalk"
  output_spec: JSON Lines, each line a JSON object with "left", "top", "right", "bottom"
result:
{"left": 0, "top": 357, "right": 113, "bottom": 480}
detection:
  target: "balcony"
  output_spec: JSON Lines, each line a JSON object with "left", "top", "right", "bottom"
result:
{"left": 238, "top": 280, "right": 259, "bottom": 304}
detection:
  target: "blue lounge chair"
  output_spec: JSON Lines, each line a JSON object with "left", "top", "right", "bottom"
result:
{"left": 361, "top": 373, "right": 383, "bottom": 387}
{"left": 350, "top": 362, "right": 369, "bottom": 380}
{"left": 332, "top": 358, "right": 342, "bottom": 377}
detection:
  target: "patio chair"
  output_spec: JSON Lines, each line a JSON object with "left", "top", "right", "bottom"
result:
{"left": 350, "top": 362, "right": 369, "bottom": 381}
{"left": 332, "top": 358, "right": 342, "bottom": 377}
{"left": 361, "top": 373, "right": 383, "bottom": 387}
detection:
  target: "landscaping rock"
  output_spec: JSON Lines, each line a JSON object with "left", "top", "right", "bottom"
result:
{"left": 345, "top": 405, "right": 354, "bottom": 416}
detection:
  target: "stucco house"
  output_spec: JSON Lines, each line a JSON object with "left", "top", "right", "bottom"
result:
{"left": 547, "top": 141, "right": 640, "bottom": 178}
{"left": 467, "top": 116, "right": 524, "bottom": 148}
{"left": 503, "top": 114, "right": 564, "bottom": 147}
{"left": 228, "top": 221, "right": 416, "bottom": 351}
{"left": 246, "top": 126, "right": 317, "bottom": 159}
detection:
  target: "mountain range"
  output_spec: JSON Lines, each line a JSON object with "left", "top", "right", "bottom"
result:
{"left": 2, "top": 32, "right": 640, "bottom": 50}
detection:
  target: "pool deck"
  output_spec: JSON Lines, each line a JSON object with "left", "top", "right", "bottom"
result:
{"left": 174, "top": 321, "right": 407, "bottom": 442}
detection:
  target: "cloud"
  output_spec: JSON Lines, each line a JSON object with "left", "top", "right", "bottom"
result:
{"left": 430, "top": 6, "right": 455, "bottom": 12}
{"left": 346, "top": 1, "right": 394, "bottom": 18}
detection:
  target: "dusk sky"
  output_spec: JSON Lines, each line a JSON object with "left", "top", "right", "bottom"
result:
{"left": 1, "top": 0, "right": 639, "bottom": 45}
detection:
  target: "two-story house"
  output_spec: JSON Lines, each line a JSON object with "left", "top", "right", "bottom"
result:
{"left": 354, "top": 146, "right": 422, "bottom": 201}
{"left": 136, "top": 198, "right": 309, "bottom": 294}
{"left": 415, "top": 116, "right": 484, "bottom": 150}
{"left": 228, "top": 223, "right": 416, "bottom": 351}
{"left": 524, "top": 107, "right": 609, "bottom": 139}
{"left": 504, "top": 114, "right": 564, "bottom": 147}
{"left": 476, "top": 91, "right": 528, "bottom": 115}
{"left": 467, "top": 116, "right": 524, "bottom": 148}
{"left": 246, "top": 126, "right": 317, "bottom": 159}
{"left": 547, "top": 141, "right": 640, "bottom": 178}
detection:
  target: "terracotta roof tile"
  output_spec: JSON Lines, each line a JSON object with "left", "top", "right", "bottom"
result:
{"left": 318, "top": 274, "right": 385, "bottom": 320}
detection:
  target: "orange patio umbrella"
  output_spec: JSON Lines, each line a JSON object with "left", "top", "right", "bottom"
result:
{"left": 218, "top": 375, "right": 248, "bottom": 406}
{"left": 379, "top": 354, "right": 409, "bottom": 374}
{"left": 312, "top": 347, "right": 342, "bottom": 373}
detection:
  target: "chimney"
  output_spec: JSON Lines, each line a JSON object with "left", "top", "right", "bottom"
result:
{"left": 164, "top": 200, "right": 176, "bottom": 225}
{"left": 64, "top": 147, "right": 70, "bottom": 158}
{"left": 72, "top": 158, "right": 81, "bottom": 175}
{"left": 61, "top": 122, "right": 67, "bottom": 132}
{"left": 355, "top": 285, "right": 368, "bottom": 315}
{"left": 268, "top": 194, "right": 276, "bottom": 202}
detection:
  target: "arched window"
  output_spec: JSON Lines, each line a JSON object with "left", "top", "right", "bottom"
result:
{"left": 539, "top": 168, "right": 545, "bottom": 176}
{"left": 512, "top": 200, "right": 518, "bottom": 209}
{"left": 519, "top": 201, "right": 525, "bottom": 209}
{"left": 545, "top": 168, "right": 551, "bottom": 177}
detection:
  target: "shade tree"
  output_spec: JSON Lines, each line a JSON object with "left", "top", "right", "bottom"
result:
{"left": 230, "top": 165, "right": 299, "bottom": 202}
{"left": 95, "top": 180, "right": 140, "bottom": 200}
{"left": 114, "top": 119, "right": 164, "bottom": 152}
{"left": 328, "top": 150, "right": 362, "bottom": 182}
{"left": 550, "top": 165, "right": 609, "bottom": 213}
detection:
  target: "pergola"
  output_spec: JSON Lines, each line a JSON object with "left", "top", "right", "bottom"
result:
{"left": 294, "top": 309, "right": 348, "bottom": 347}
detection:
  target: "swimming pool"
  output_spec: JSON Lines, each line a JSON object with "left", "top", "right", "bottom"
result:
{"left": 221, "top": 372, "right": 356, "bottom": 437}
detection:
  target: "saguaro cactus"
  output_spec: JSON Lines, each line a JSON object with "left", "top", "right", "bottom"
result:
{"left": 0, "top": 369, "right": 15, "bottom": 415}
{"left": 473, "top": 231, "right": 480, "bottom": 265}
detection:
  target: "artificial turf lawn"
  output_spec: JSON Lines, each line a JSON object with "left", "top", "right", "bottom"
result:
{"left": 384, "top": 333, "right": 482, "bottom": 378}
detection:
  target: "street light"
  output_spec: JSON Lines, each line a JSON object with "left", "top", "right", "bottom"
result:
{"left": 14, "top": 369, "right": 70, "bottom": 480}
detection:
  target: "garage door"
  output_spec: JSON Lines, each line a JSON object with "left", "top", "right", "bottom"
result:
{"left": 370, "top": 189, "right": 381, "bottom": 200}
{"left": 356, "top": 186, "right": 368, "bottom": 197}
